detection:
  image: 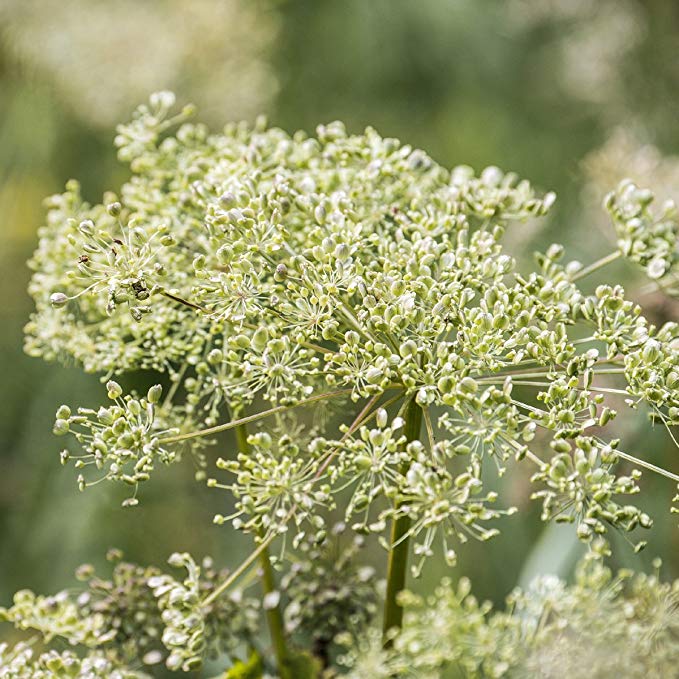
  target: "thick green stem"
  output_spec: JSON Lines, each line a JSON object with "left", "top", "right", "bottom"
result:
{"left": 258, "top": 543, "right": 291, "bottom": 679}
{"left": 235, "top": 424, "right": 291, "bottom": 679}
{"left": 382, "top": 397, "right": 423, "bottom": 645}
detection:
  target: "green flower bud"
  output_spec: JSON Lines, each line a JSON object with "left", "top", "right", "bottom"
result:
{"left": 56, "top": 405, "right": 71, "bottom": 420}
{"left": 50, "top": 292, "right": 69, "bottom": 308}
{"left": 365, "top": 367, "right": 382, "bottom": 384}
{"left": 459, "top": 377, "right": 478, "bottom": 394}
{"left": 106, "top": 201, "right": 121, "bottom": 216}
{"left": 399, "top": 340, "right": 418, "bottom": 358}
{"left": 53, "top": 419, "right": 70, "bottom": 436}
{"left": 207, "top": 348, "right": 223, "bottom": 364}
{"left": 147, "top": 384, "right": 162, "bottom": 404}
{"left": 106, "top": 381, "right": 123, "bottom": 399}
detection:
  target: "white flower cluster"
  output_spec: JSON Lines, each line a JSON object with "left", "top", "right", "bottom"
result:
{"left": 0, "top": 643, "right": 144, "bottom": 679}
{"left": 27, "top": 93, "right": 679, "bottom": 555}
{"left": 342, "top": 555, "right": 679, "bottom": 679}
{"left": 16, "top": 93, "right": 679, "bottom": 674}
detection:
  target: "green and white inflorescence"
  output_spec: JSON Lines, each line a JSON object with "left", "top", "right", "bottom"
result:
{"left": 341, "top": 555, "right": 679, "bottom": 679}
{"left": 15, "top": 93, "right": 679, "bottom": 673}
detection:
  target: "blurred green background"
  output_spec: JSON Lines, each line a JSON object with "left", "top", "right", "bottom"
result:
{"left": 1, "top": 0, "right": 679, "bottom": 644}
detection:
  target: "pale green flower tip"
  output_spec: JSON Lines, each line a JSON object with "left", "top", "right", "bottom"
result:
{"left": 78, "top": 219, "right": 95, "bottom": 236}
{"left": 49, "top": 292, "right": 69, "bottom": 308}
{"left": 399, "top": 340, "right": 418, "bottom": 358}
{"left": 143, "top": 650, "right": 163, "bottom": 666}
{"left": 149, "top": 90, "right": 176, "bottom": 110}
{"left": 106, "top": 201, "right": 121, "bottom": 217}
{"left": 147, "top": 384, "right": 163, "bottom": 404}
{"left": 56, "top": 405, "right": 71, "bottom": 420}
{"left": 647, "top": 257, "right": 667, "bottom": 279}
{"left": 543, "top": 191, "right": 557, "bottom": 210}
{"left": 207, "top": 349, "right": 223, "bottom": 365}
{"left": 167, "top": 552, "right": 188, "bottom": 568}
{"left": 181, "top": 103, "right": 197, "bottom": 118}
{"left": 53, "top": 419, "right": 70, "bottom": 436}
{"left": 106, "top": 380, "right": 123, "bottom": 399}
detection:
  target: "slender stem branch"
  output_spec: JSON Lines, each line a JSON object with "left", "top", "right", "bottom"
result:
{"left": 203, "top": 539, "right": 273, "bottom": 607}
{"left": 257, "top": 545, "right": 290, "bottom": 678}
{"left": 570, "top": 251, "right": 621, "bottom": 282}
{"left": 423, "top": 406, "right": 436, "bottom": 452}
{"left": 161, "top": 289, "right": 333, "bottom": 355}
{"left": 477, "top": 367, "right": 624, "bottom": 383}
{"left": 159, "top": 389, "right": 351, "bottom": 444}
{"left": 383, "top": 397, "right": 423, "bottom": 645}
{"left": 235, "top": 423, "right": 291, "bottom": 679}
{"left": 505, "top": 380, "right": 629, "bottom": 395}
{"left": 203, "top": 389, "right": 403, "bottom": 607}
{"left": 595, "top": 442, "right": 679, "bottom": 483}
{"left": 161, "top": 289, "right": 207, "bottom": 312}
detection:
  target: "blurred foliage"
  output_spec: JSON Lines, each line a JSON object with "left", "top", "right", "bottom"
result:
{"left": 0, "top": 0, "right": 278, "bottom": 129}
{"left": 1, "top": 1, "right": 678, "bottom": 674}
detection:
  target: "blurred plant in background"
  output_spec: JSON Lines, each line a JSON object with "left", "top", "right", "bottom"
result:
{"left": 585, "top": 130, "right": 679, "bottom": 211}
{"left": 0, "top": 0, "right": 278, "bottom": 129}
{"left": 506, "top": 0, "right": 646, "bottom": 111}
{"left": 342, "top": 555, "right": 679, "bottom": 678}
{"left": 583, "top": 129, "right": 679, "bottom": 306}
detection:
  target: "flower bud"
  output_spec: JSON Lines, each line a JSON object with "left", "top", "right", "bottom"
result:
{"left": 106, "top": 381, "right": 123, "bottom": 399}
{"left": 459, "top": 377, "right": 478, "bottom": 394}
{"left": 274, "top": 263, "right": 288, "bottom": 281}
{"left": 50, "top": 292, "right": 69, "bottom": 308}
{"left": 252, "top": 327, "right": 268, "bottom": 350}
{"left": 399, "top": 340, "right": 418, "bottom": 358}
{"left": 53, "top": 419, "right": 70, "bottom": 436}
{"left": 207, "top": 349, "right": 223, "bottom": 365}
{"left": 78, "top": 219, "right": 94, "bottom": 236}
{"left": 56, "top": 405, "right": 71, "bottom": 420}
{"left": 147, "top": 384, "right": 162, "bottom": 404}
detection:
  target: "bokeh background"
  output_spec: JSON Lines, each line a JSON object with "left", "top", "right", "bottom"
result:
{"left": 1, "top": 0, "right": 679, "bottom": 658}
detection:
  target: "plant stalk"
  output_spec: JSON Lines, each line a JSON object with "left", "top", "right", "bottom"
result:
{"left": 382, "top": 397, "right": 423, "bottom": 645}
{"left": 160, "top": 388, "right": 351, "bottom": 444}
{"left": 570, "top": 250, "right": 621, "bottom": 281}
{"left": 234, "top": 423, "right": 291, "bottom": 679}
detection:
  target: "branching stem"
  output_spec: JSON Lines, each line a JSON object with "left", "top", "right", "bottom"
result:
{"left": 203, "top": 389, "right": 404, "bottom": 607}
{"left": 570, "top": 251, "right": 621, "bottom": 282}
{"left": 160, "top": 389, "right": 352, "bottom": 444}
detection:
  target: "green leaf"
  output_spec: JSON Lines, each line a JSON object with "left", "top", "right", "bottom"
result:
{"left": 284, "top": 650, "right": 322, "bottom": 679}
{"left": 220, "top": 650, "right": 263, "bottom": 679}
